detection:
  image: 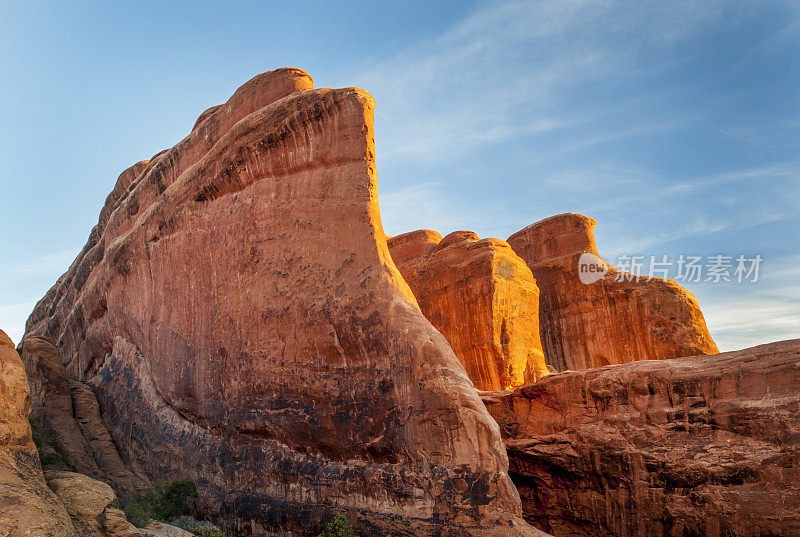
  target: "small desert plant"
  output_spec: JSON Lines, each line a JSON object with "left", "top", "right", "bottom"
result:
{"left": 193, "top": 524, "right": 225, "bottom": 537}
{"left": 158, "top": 480, "right": 198, "bottom": 520}
{"left": 122, "top": 480, "right": 198, "bottom": 527}
{"left": 123, "top": 500, "right": 151, "bottom": 528}
{"left": 318, "top": 515, "right": 357, "bottom": 537}
{"left": 170, "top": 515, "right": 203, "bottom": 531}
{"left": 170, "top": 515, "right": 225, "bottom": 535}
{"left": 29, "top": 419, "right": 45, "bottom": 448}
{"left": 39, "top": 452, "right": 65, "bottom": 468}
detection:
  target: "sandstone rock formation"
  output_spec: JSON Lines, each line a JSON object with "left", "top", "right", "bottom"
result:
{"left": 24, "top": 68, "right": 545, "bottom": 536}
{"left": 388, "top": 229, "right": 549, "bottom": 390}
{"left": 102, "top": 509, "right": 142, "bottom": 537}
{"left": 507, "top": 213, "right": 718, "bottom": 371}
{"left": 482, "top": 339, "right": 800, "bottom": 537}
{"left": 139, "top": 521, "right": 193, "bottom": 537}
{"left": 46, "top": 470, "right": 118, "bottom": 536}
{"left": 45, "top": 469, "right": 151, "bottom": 537}
{"left": 20, "top": 335, "right": 149, "bottom": 498}
{"left": 0, "top": 330, "right": 78, "bottom": 537}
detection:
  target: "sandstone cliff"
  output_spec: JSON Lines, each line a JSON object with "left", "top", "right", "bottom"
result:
{"left": 482, "top": 339, "right": 800, "bottom": 537}
{"left": 0, "top": 330, "right": 78, "bottom": 536}
{"left": 24, "top": 68, "right": 545, "bottom": 536}
{"left": 388, "top": 229, "right": 549, "bottom": 390}
{"left": 507, "top": 213, "right": 718, "bottom": 371}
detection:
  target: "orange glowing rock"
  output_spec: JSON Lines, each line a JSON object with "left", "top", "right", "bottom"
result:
{"left": 389, "top": 229, "right": 549, "bottom": 391}
{"left": 23, "top": 69, "right": 545, "bottom": 537}
{"left": 0, "top": 330, "right": 78, "bottom": 536}
{"left": 507, "top": 213, "right": 718, "bottom": 371}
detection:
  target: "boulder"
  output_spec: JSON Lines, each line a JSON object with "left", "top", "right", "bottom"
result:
{"left": 0, "top": 329, "right": 78, "bottom": 536}
{"left": 45, "top": 470, "right": 116, "bottom": 521}
{"left": 24, "top": 68, "right": 545, "bottom": 536}
{"left": 102, "top": 508, "right": 141, "bottom": 537}
{"left": 140, "top": 521, "right": 193, "bottom": 537}
{"left": 507, "top": 213, "right": 718, "bottom": 371}
{"left": 482, "top": 339, "right": 800, "bottom": 537}
{"left": 46, "top": 470, "right": 147, "bottom": 537}
{"left": 389, "top": 229, "right": 548, "bottom": 390}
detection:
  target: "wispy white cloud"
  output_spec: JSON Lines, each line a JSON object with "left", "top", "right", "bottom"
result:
{"left": 0, "top": 301, "right": 36, "bottom": 348}
{"left": 701, "top": 288, "right": 800, "bottom": 351}
{"left": 341, "top": 0, "right": 741, "bottom": 167}
{"left": 0, "top": 249, "right": 77, "bottom": 346}
{"left": 0, "top": 249, "right": 78, "bottom": 276}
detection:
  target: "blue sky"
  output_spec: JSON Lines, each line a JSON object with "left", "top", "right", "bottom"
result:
{"left": 1, "top": 0, "right": 798, "bottom": 350}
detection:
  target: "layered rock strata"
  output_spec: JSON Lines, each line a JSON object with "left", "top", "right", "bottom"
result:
{"left": 388, "top": 229, "right": 549, "bottom": 390}
{"left": 483, "top": 339, "right": 800, "bottom": 537}
{"left": 24, "top": 68, "right": 545, "bottom": 536}
{"left": 507, "top": 213, "right": 718, "bottom": 371}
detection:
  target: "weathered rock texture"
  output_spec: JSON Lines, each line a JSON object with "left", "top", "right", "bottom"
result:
{"left": 46, "top": 469, "right": 148, "bottom": 537}
{"left": 482, "top": 339, "right": 800, "bottom": 537}
{"left": 0, "top": 330, "right": 78, "bottom": 536}
{"left": 24, "top": 68, "right": 544, "bottom": 536}
{"left": 389, "top": 229, "right": 548, "bottom": 390}
{"left": 140, "top": 521, "right": 193, "bottom": 537}
{"left": 46, "top": 470, "right": 117, "bottom": 537}
{"left": 507, "top": 213, "right": 718, "bottom": 371}
{"left": 102, "top": 509, "right": 142, "bottom": 537}
{"left": 20, "top": 335, "right": 150, "bottom": 498}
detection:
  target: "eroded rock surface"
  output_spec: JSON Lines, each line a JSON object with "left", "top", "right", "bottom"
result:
{"left": 102, "top": 509, "right": 141, "bottom": 537}
{"left": 46, "top": 470, "right": 117, "bottom": 537}
{"left": 389, "top": 230, "right": 548, "bottom": 390}
{"left": 0, "top": 330, "right": 78, "bottom": 537}
{"left": 20, "top": 335, "right": 149, "bottom": 498}
{"left": 482, "top": 339, "right": 800, "bottom": 537}
{"left": 140, "top": 521, "right": 193, "bottom": 537}
{"left": 507, "top": 213, "right": 718, "bottom": 371}
{"left": 24, "top": 68, "right": 544, "bottom": 536}
{"left": 46, "top": 469, "right": 148, "bottom": 537}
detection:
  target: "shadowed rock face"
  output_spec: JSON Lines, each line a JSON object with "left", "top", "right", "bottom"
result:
{"left": 24, "top": 69, "right": 546, "bottom": 536}
{"left": 0, "top": 330, "right": 78, "bottom": 537}
{"left": 482, "top": 339, "right": 800, "bottom": 537}
{"left": 389, "top": 230, "right": 549, "bottom": 390}
{"left": 507, "top": 213, "right": 718, "bottom": 371}
{"left": 20, "top": 335, "right": 150, "bottom": 498}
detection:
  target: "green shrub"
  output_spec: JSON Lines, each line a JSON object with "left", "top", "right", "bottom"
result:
{"left": 122, "top": 480, "right": 198, "bottom": 527}
{"left": 170, "top": 515, "right": 203, "bottom": 531}
{"left": 158, "top": 481, "right": 197, "bottom": 520}
{"left": 168, "top": 515, "right": 224, "bottom": 536}
{"left": 193, "top": 524, "right": 225, "bottom": 537}
{"left": 123, "top": 500, "right": 151, "bottom": 528}
{"left": 29, "top": 419, "right": 45, "bottom": 448}
{"left": 319, "top": 515, "right": 357, "bottom": 537}
{"left": 39, "top": 452, "right": 65, "bottom": 468}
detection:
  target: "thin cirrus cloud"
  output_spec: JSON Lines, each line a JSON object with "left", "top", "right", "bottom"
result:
{"left": 0, "top": 249, "right": 78, "bottom": 347}
{"left": 0, "top": 302, "right": 36, "bottom": 348}
{"left": 344, "top": 0, "right": 737, "bottom": 167}
{"left": 346, "top": 0, "right": 800, "bottom": 351}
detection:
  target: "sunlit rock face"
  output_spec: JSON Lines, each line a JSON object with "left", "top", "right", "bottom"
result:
{"left": 507, "top": 213, "right": 718, "bottom": 371}
{"left": 24, "top": 69, "right": 547, "bottom": 537}
{"left": 482, "top": 339, "right": 800, "bottom": 537}
{"left": 388, "top": 229, "right": 549, "bottom": 391}
{"left": 0, "top": 330, "right": 78, "bottom": 537}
